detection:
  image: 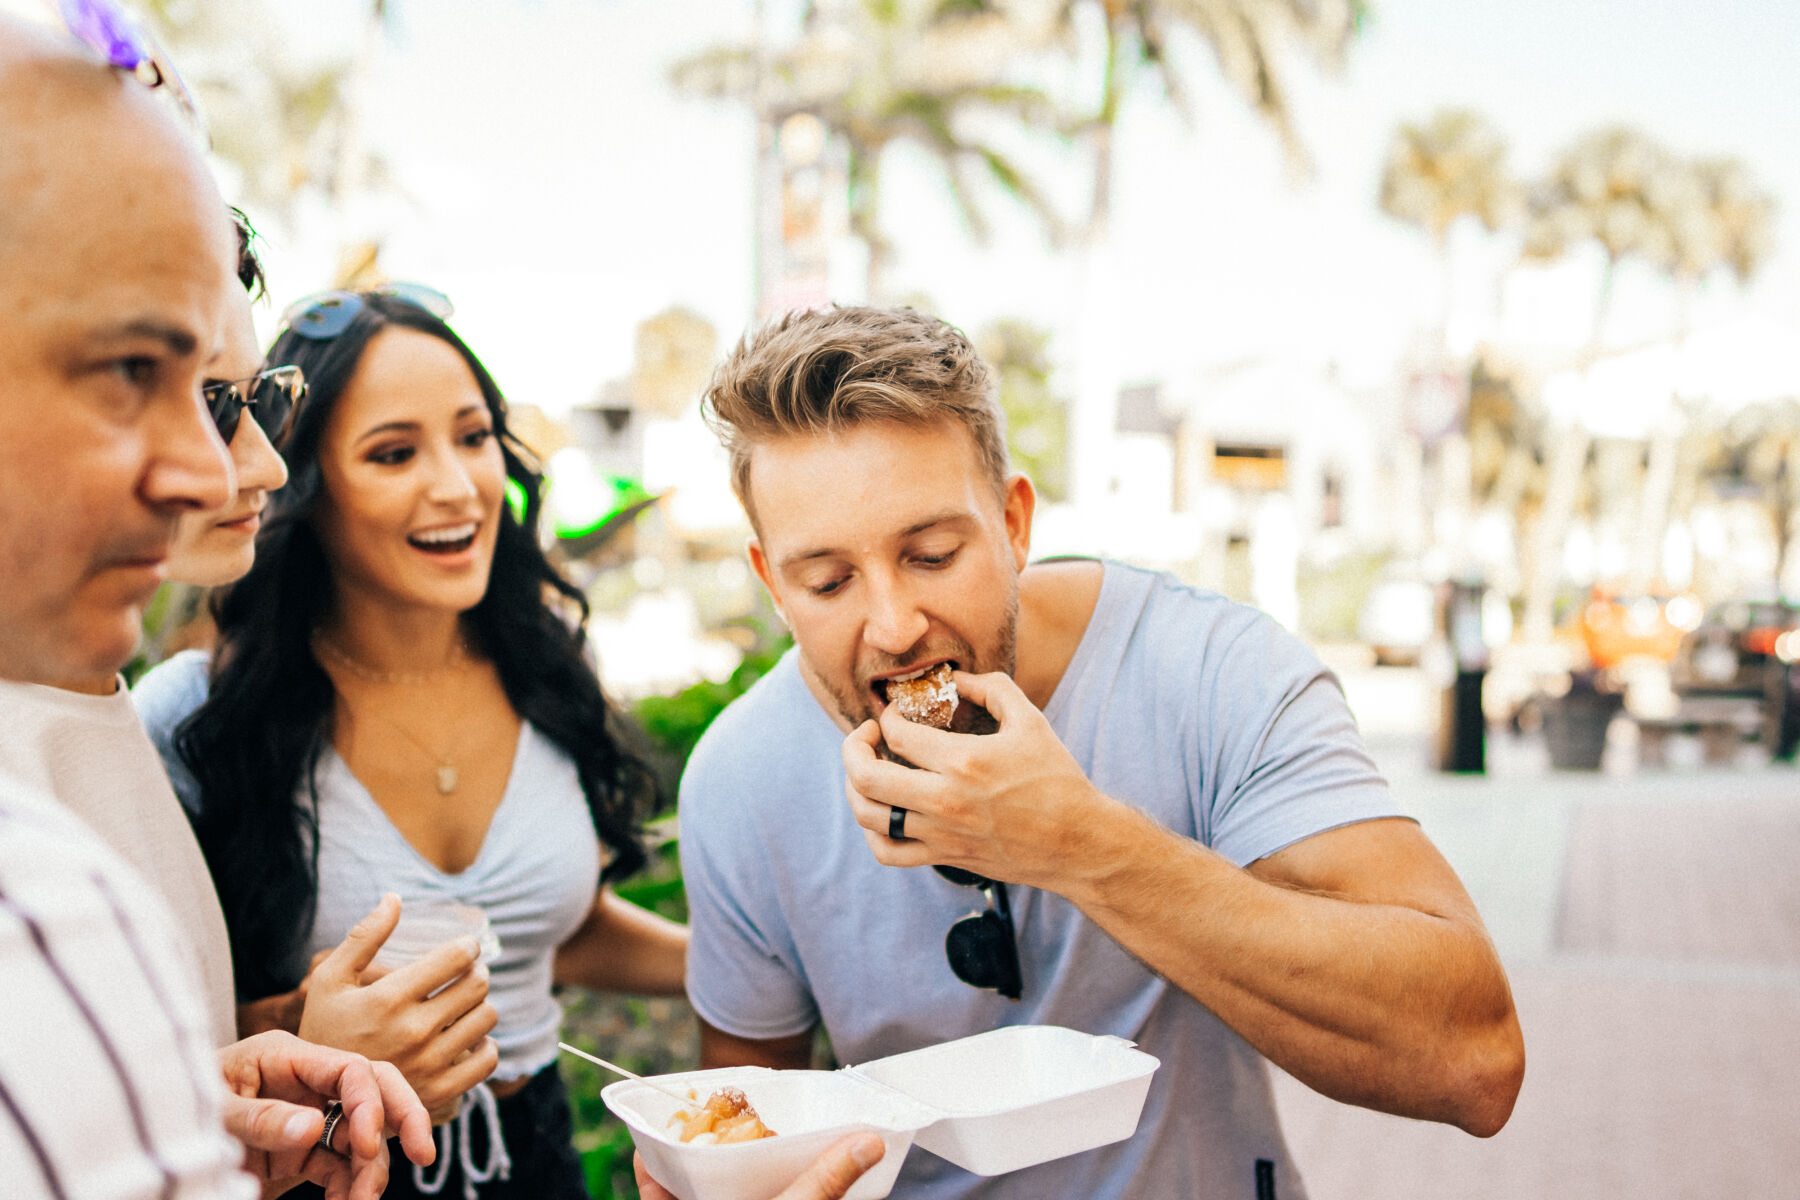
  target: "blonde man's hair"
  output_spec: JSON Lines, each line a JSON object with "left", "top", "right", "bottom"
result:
{"left": 702, "top": 306, "right": 1008, "bottom": 526}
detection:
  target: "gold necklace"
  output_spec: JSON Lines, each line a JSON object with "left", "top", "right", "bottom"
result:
{"left": 394, "top": 721, "right": 462, "bottom": 796}
{"left": 312, "top": 631, "right": 471, "bottom": 686}
{"left": 316, "top": 633, "right": 473, "bottom": 795}
{"left": 343, "top": 699, "right": 465, "bottom": 796}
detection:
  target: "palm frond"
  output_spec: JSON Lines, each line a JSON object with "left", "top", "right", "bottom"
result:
{"left": 975, "top": 146, "right": 1068, "bottom": 241}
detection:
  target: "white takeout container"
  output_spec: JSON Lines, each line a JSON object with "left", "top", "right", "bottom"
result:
{"left": 603, "top": 1025, "right": 1160, "bottom": 1200}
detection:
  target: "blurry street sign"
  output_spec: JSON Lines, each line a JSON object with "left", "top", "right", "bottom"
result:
{"left": 758, "top": 111, "right": 847, "bottom": 319}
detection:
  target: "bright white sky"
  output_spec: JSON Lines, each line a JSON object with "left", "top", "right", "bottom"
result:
{"left": 244, "top": 0, "right": 1799, "bottom": 416}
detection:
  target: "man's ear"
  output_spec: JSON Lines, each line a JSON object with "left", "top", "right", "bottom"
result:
{"left": 1002, "top": 472, "right": 1035, "bottom": 572}
{"left": 747, "top": 536, "right": 786, "bottom": 626}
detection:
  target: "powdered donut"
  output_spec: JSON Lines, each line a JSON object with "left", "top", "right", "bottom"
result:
{"left": 888, "top": 662, "right": 957, "bottom": 729}
{"left": 667, "top": 1086, "right": 777, "bottom": 1145}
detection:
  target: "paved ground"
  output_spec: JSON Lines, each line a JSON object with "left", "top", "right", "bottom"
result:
{"left": 1269, "top": 668, "right": 1800, "bottom": 1199}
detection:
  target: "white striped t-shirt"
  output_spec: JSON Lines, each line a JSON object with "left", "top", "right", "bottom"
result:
{"left": 0, "top": 767, "right": 253, "bottom": 1198}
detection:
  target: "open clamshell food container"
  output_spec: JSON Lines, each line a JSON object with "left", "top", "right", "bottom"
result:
{"left": 602, "top": 1025, "right": 1160, "bottom": 1200}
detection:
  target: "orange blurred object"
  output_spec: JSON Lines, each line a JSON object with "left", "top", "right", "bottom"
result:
{"left": 1579, "top": 589, "right": 1686, "bottom": 669}
{"left": 1744, "top": 628, "right": 1782, "bottom": 657}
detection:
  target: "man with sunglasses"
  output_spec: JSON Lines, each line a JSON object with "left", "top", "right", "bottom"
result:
{"left": 172, "top": 212, "right": 304, "bottom": 589}
{"left": 0, "top": 15, "right": 432, "bottom": 1198}
{"left": 680, "top": 306, "right": 1525, "bottom": 1198}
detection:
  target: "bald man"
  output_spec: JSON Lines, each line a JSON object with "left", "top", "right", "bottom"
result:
{"left": 0, "top": 17, "right": 431, "bottom": 1199}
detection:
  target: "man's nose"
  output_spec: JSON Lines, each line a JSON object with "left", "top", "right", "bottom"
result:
{"left": 142, "top": 385, "right": 234, "bottom": 513}
{"left": 862, "top": 574, "right": 928, "bottom": 655}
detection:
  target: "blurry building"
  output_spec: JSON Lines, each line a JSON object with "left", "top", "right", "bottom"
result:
{"left": 567, "top": 381, "right": 644, "bottom": 481}
{"left": 1036, "top": 360, "right": 1404, "bottom": 633}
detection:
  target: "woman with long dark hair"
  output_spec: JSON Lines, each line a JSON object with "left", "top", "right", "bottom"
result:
{"left": 136, "top": 286, "right": 687, "bottom": 1199}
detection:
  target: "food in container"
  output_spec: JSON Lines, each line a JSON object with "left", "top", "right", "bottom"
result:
{"left": 668, "top": 1086, "right": 778, "bottom": 1144}
{"left": 604, "top": 1025, "right": 1160, "bottom": 1200}
{"left": 608, "top": 1066, "right": 934, "bottom": 1200}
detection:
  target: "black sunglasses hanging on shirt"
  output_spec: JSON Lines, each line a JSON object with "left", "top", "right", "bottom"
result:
{"left": 936, "top": 865, "right": 1023, "bottom": 1001}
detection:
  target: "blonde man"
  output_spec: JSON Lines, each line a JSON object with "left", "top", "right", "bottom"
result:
{"left": 680, "top": 306, "right": 1524, "bottom": 1199}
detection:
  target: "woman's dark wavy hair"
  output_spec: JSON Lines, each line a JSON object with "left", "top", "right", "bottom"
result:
{"left": 176, "top": 293, "right": 653, "bottom": 999}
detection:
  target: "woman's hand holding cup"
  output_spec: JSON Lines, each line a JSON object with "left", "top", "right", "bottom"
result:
{"left": 297, "top": 893, "right": 500, "bottom": 1121}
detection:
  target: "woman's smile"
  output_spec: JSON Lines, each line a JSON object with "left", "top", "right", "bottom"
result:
{"left": 313, "top": 326, "right": 506, "bottom": 617}
{"left": 407, "top": 520, "right": 481, "bottom": 557}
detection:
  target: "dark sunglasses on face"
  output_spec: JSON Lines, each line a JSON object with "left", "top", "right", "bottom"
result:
{"left": 54, "top": 0, "right": 207, "bottom": 141}
{"left": 936, "top": 865, "right": 1023, "bottom": 1000}
{"left": 204, "top": 365, "right": 306, "bottom": 446}
{"left": 278, "top": 283, "right": 455, "bottom": 341}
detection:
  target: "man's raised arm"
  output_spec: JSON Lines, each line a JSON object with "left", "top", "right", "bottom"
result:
{"left": 843, "top": 669, "right": 1525, "bottom": 1136}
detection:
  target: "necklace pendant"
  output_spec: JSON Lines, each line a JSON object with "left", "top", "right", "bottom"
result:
{"left": 436, "top": 765, "right": 458, "bottom": 795}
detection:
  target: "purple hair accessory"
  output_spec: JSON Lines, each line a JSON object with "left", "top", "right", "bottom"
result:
{"left": 55, "top": 0, "right": 149, "bottom": 72}
{"left": 51, "top": 0, "right": 206, "bottom": 138}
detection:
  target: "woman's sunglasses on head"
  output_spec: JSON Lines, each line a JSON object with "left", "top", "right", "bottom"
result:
{"left": 279, "top": 283, "right": 455, "bottom": 341}
{"left": 205, "top": 366, "right": 306, "bottom": 446}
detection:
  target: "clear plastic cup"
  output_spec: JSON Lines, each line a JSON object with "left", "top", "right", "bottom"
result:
{"left": 371, "top": 898, "right": 501, "bottom": 971}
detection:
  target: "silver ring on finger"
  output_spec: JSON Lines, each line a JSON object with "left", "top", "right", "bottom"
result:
{"left": 317, "top": 1100, "right": 345, "bottom": 1151}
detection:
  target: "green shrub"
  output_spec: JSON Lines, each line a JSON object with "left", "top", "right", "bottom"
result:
{"left": 633, "top": 631, "right": 790, "bottom": 767}
{"left": 563, "top": 627, "right": 792, "bottom": 1195}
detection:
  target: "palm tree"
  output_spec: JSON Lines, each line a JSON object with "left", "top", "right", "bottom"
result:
{"left": 1064, "top": 0, "right": 1361, "bottom": 229}
{"left": 1518, "top": 134, "right": 1777, "bottom": 634}
{"left": 1628, "top": 157, "right": 1777, "bottom": 590}
{"left": 1051, "top": 0, "right": 1361, "bottom": 504}
{"left": 141, "top": 0, "right": 395, "bottom": 280}
{"left": 1378, "top": 107, "right": 1522, "bottom": 347}
{"left": 1516, "top": 127, "right": 1690, "bottom": 641}
{"left": 1380, "top": 109, "right": 1521, "bottom": 246}
{"left": 1375, "top": 108, "right": 1525, "bottom": 568}
{"left": 677, "top": 1, "right": 1360, "bottom": 496}
{"left": 1522, "top": 134, "right": 1778, "bottom": 621}
{"left": 1522, "top": 126, "right": 1692, "bottom": 354}
{"left": 1676, "top": 157, "right": 1777, "bottom": 293}
{"left": 674, "top": 0, "right": 1065, "bottom": 303}
{"left": 1678, "top": 399, "right": 1800, "bottom": 603}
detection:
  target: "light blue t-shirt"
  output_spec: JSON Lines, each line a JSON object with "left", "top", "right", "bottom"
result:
{"left": 681, "top": 561, "right": 1406, "bottom": 1200}
{"left": 134, "top": 649, "right": 210, "bottom": 809}
{"left": 134, "top": 650, "right": 601, "bottom": 1081}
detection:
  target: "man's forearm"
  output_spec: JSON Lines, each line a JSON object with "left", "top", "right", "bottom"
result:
{"left": 1059, "top": 803, "right": 1524, "bottom": 1135}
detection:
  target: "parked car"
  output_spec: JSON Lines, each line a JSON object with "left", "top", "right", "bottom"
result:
{"left": 1670, "top": 599, "right": 1800, "bottom": 760}
{"left": 1672, "top": 599, "right": 1798, "bottom": 693}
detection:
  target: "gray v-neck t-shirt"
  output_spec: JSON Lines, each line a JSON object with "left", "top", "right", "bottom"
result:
{"left": 681, "top": 561, "right": 1406, "bottom": 1199}
{"left": 136, "top": 650, "right": 601, "bottom": 1081}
